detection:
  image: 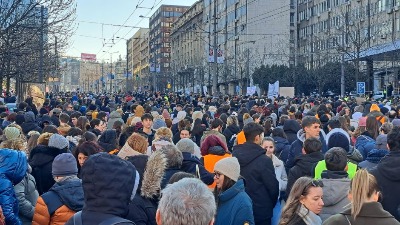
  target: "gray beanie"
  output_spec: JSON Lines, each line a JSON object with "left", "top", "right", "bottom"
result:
{"left": 49, "top": 134, "right": 69, "bottom": 150}
{"left": 52, "top": 153, "right": 78, "bottom": 176}
{"left": 214, "top": 157, "right": 240, "bottom": 182}
{"left": 176, "top": 138, "right": 195, "bottom": 154}
{"left": 153, "top": 118, "right": 167, "bottom": 130}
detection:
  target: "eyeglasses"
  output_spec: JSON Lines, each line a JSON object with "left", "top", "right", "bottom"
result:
{"left": 214, "top": 172, "right": 222, "bottom": 178}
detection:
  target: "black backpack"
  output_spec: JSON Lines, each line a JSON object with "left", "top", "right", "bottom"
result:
{"left": 72, "top": 211, "right": 136, "bottom": 225}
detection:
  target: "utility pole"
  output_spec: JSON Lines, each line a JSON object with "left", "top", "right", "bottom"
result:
{"left": 212, "top": 0, "right": 218, "bottom": 95}
{"left": 110, "top": 54, "right": 113, "bottom": 94}
{"left": 126, "top": 40, "right": 129, "bottom": 93}
{"left": 101, "top": 63, "right": 104, "bottom": 93}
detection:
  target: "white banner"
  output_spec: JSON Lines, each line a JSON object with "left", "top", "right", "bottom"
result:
{"left": 208, "top": 48, "right": 215, "bottom": 63}
{"left": 156, "top": 64, "right": 161, "bottom": 73}
{"left": 203, "top": 85, "right": 208, "bottom": 95}
{"left": 268, "top": 81, "right": 280, "bottom": 99}
{"left": 217, "top": 49, "right": 224, "bottom": 64}
{"left": 246, "top": 86, "right": 256, "bottom": 96}
{"left": 150, "top": 63, "right": 155, "bottom": 72}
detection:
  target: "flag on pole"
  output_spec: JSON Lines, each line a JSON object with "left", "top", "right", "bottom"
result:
{"left": 217, "top": 48, "right": 224, "bottom": 64}
{"left": 150, "top": 63, "right": 155, "bottom": 72}
{"left": 156, "top": 64, "right": 161, "bottom": 73}
{"left": 208, "top": 47, "right": 214, "bottom": 63}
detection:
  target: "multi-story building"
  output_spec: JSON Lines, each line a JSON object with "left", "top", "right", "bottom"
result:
{"left": 79, "top": 61, "right": 101, "bottom": 93}
{"left": 296, "top": 0, "right": 400, "bottom": 94}
{"left": 149, "top": 4, "right": 190, "bottom": 91}
{"left": 112, "top": 57, "right": 127, "bottom": 93}
{"left": 171, "top": 0, "right": 204, "bottom": 93}
{"left": 60, "top": 58, "right": 80, "bottom": 92}
{"left": 201, "top": 0, "right": 291, "bottom": 95}
{"left": 127, "top": 28, "right": 150, "bottom": 91}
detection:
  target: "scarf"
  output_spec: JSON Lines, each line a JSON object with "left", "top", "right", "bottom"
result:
{"left": 298, "top": 204, "right": 322, "bottom": 225}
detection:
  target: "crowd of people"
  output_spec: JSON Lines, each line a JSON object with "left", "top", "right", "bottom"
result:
{"left": 0, "top": 91, "right": 400, "bottom": 225}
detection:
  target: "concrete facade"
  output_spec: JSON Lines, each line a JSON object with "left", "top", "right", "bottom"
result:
{"left": 149, "top": 4, "right": 190, "bottom": 91}
{"left": 171, "top": 0, "right": 205, "bottom": 93}
{"left": 127, "top": 28, "right": 150, "bottom": 90}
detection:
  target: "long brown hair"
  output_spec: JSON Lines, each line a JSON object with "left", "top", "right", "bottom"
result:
{"left": 366, "top": 116, "right": 380, "bottom": 139}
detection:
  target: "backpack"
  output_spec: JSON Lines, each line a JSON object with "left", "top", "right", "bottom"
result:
{"left": 72, "top": 211, "right": 136, "bottom": 225}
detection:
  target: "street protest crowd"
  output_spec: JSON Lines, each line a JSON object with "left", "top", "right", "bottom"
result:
{"left": 1, "top": 91, "right": 400, "bottom": 225}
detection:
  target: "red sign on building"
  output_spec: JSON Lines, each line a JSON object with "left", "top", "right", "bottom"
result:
{"left": 81, "top": 53, "right": 97, "bottom": 62}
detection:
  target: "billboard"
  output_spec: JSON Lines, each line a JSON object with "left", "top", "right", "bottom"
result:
{"left": 81, "top": 53, "right": 96, "bottom": 62}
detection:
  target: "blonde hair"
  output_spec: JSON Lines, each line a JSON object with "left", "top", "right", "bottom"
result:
{"left": 350, "top": 169, "right": 379, "bottom": 220}
{"left": 37, "top": 132, "right": 53, "bottom": 146}
{"left": 243, "top": 113, "right": 251, "bottom": 120}
{"left": 154, "top": 127, "right": 173, "bottom": 142}
{"left": 1, "top": 138, "right": 27, "bottom": 154}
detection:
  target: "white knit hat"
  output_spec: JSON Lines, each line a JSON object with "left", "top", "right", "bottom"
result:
{"left": 4, "top": 127, "right": 20, "bottom": 140}
{"left": 214, "top": 157, "right": 240, "bottom": 182}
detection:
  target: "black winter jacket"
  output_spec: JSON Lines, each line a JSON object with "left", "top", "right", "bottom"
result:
{"left": 370, "top": 151, "right": 400, "bottom": 221}
{"left": 232, "top": 142, "right": 279, "bottom": 225}
{"left": 181, "top": 152, "right": 214, "bottom": 185}
{"left": 286, "top": 151, "right": 324, "bottom": 197}
{"left": 29, "top": 145, "right": 67, "bottom": 195}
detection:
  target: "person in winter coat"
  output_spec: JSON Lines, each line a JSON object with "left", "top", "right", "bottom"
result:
{"left": 107, "top": 111, "right": 124, "bottom": 129}
{"left": 65, "top": 153, "right": 139, "bottom": 225}
{"left": 126, "top": 150, "right": 165, "bottom": 225}
{"left": 213, "top": 157, "right": 254, "bottom": 225}
{"left": 319, "top": 148, "right": 351, "bottom": 222}
{"left": 159, "top": 144, "right": 184, "bottom": 189}
{"left": 223, "top": 115, "right": 240, "bottom": 151}
{"left": 97, "top": 129, "right": 118, "bottom": 153}
{"left": 286, "top": 137, "right": 324, "bottom": 198}
{"left": 0, "top": 149, "right": 27, "bottom": 225}
{"left": 32, "top": 153, "right": 84, "bottom": 225}
{"left": 283, "top": 119, "right": 301, "bottom": 144}
{"left": 271, "top": 128, "right": 291, "bottom": 164}
{"left": 355, "top": 116, "right": 378, "bottom": 160}
{"left": 359, "top": 134, "right": 389, "bottom": 170}
{"left": 326, "top": 131, "right": 363, "bottom": 164}
{"left": 1, "top": 139, "right": 39, "bottom": 225}
{"left": 118, "top": 133, "right": 148, "bottom": 159}
{"left": 286, "top": 116, "right": 328, "bottom": 169}
{"left": 176, "top": 138, "right": 214, "bottom": 185}
{"left": 232, "top": 122, "right": 279, "bottom": 225}
{"left": 279, "top": 177, "right": 324, "bottom": 225}
{"left": 29, "top": 134, "right": 69, "bottom": 195}
{"left": 21, "top": 111, "right": 42, "bottom": 135}
{"left": 370, "top": 126, "right": 400, "bottom": 221}
{"left": 200, "top": 134, "right": 231, "bottom": 189}
{"left": 323, "top": 170, "right": 400, "bottom": 225}
{"left": 200, "top": 118, "right": 227, "bottom": 146}
{"left": 263, "top": 137, "right": 288, "bottom": 225}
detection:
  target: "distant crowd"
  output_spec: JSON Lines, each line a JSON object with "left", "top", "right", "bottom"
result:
{"left": 0, "top": 91, "right": 400, "bottom": 225}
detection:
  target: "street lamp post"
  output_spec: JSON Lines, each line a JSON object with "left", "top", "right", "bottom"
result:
{"left": 103, "top": 51, "right": 119, "bottom": 93}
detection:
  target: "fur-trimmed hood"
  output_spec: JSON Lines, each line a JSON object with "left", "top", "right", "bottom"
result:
{"left": 140, "top": 150, "right": 167, "bottom": 199}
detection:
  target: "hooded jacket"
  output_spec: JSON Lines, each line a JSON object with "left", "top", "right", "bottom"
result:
{"left": 283, "top": 119, "right": 302, "bottom": 144}
{"left": 21, "top": 111, "right": 42, "bottom": 135}
{"left": 355, "top": 134, "right": 376, "bottom": 160}
{"left": 201, "top": 146, "right": 231, "bottom": 189}
{"left": 29, "top": 145, "right": 68, "bottom": 195}
{"left": 319, "top": 173, "right": 351, "bottom": 222}
{"left": 107, "top": 111, "right": 124, "bottom": 129}
{"left": 14, "top": 166, "right": 39, "bottom": 225}
{"left": 65, "top": 153, "right": 137, "bottom": 225}
{"left": 181, "top": 152, "right": 214, "bottom": 185}
{"left": 97, "top": 130, "right": 118, "bottom": 153}
{"left": 32, "top": 178, "right": 84, "bottom": 225}
{"left": 286, "top": 151, "right": 324, "bottom": 198}
{"left": 370, "top": 151, "right": 400, "bottom": 221}
{"left": 0, "top": 149, "right": 27, "bottom": 225}
{"left": 215, "top": 179, "right": 255, "bottom": 225}
{"left": 273, "top": 136, "right": 291, "bottom": 164}
{"left": 323, "top": 202, "right": 400, "bottom": 225}
{"left": 286, "top": 129, "right": 327, "bottom": 169}
{"left": 232, "top": 142, "right": 279, "bottom": 224}
{"left": 126, "top": 151, "right": 166, "bottom": 225}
